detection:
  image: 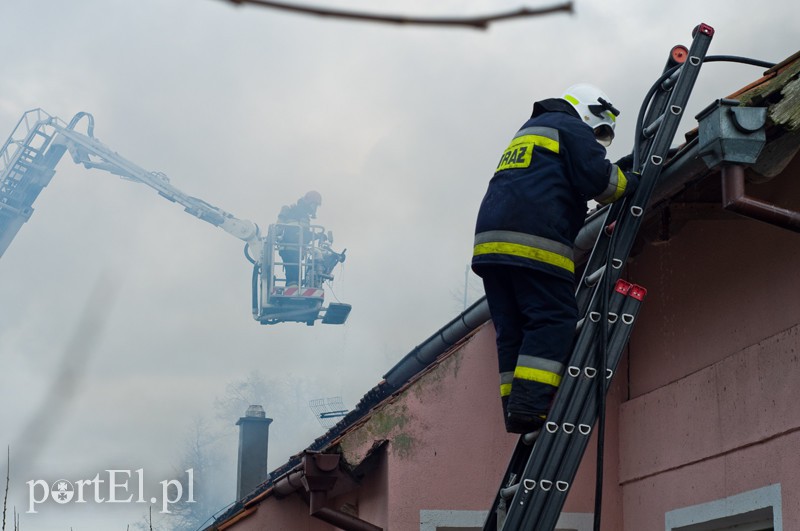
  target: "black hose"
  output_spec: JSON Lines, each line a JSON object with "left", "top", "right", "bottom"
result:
{"left": 244, "top": 243, "right": 257, "bottom": 264}
{"left": 705, "top": 54, "right": 776, "bottom": 69}
{"left": 633, "top": 64, "right": 680, "bottom": 171}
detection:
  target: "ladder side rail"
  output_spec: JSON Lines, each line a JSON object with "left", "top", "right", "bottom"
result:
{"left": 518, "top": 282, "right": 633, "bottom": 518}
{"left": 577, "top": 44, "right": 686, "bottom": 307}
{"left": 570, "top": 24, "right": 711, "bottom": 351}
{"left": 522, "top": 290, "right": 642, "bottom": 529}
{"left": 502, "top": 283, "right": 631, "bottom": 530}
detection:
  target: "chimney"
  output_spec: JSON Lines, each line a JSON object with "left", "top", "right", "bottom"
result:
{"left": 236, "top": 404, "right": 273, "bottom": 500}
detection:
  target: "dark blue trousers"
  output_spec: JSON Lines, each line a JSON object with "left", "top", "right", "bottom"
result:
{"left": 481, "top": 266, "right": 577, "bottom": 424}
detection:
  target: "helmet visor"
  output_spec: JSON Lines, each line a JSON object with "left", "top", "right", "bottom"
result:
{"left": 593, "top": 124, "right": 615, "bottom": 147}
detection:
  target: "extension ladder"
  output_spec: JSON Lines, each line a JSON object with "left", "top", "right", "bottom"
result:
{"left": 483, "top": 23, "right": 716, "bottom": 531}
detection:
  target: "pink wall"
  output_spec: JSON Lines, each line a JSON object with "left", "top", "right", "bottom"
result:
{"left": 620, "top": 159, "right": 800, "bottom": 529}
{"left": 343, "top": 324, "right": 518, "bottom": 528}
{"left": 627, "top": 160, "right": 800, "bottom": 399}
{"left": 619, "top": 325, "right": 800, "bottom": 529}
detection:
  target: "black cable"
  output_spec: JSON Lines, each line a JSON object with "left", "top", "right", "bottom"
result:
{"left": 705, "top": 54, "right": 776, "bottom": 69}
{"left": 593, "top": 205, "right": 618, "bottom": 531}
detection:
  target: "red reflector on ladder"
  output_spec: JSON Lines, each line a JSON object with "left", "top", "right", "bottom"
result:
{"left": 630, "top": 284, "right": 647, "bottom": 301}
{"left": 614, "top": 279, "right": 632, "bottom": 295}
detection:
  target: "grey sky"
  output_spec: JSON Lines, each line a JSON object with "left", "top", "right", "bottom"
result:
{"left": 1, "top": 0, "right": 797, "bottom": 528}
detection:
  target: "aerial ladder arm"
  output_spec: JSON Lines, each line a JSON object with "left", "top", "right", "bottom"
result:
{"left": 1, "top": 108, "right": 350, "bottom": 325}
{"left": 49, "top": 112, "right": 264, "bottom": 258}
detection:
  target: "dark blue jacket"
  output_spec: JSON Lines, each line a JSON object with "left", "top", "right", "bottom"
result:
{"left": 472, "top": 98, "right": 637, "bottom": 281}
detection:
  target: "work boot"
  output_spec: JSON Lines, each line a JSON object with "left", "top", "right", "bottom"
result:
{"left": 505, "top": 410, "right": 545, "bottom": 435}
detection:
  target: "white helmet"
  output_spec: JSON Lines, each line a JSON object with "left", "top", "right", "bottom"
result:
{"left": 561, "top": 83, "right": 619, "bottom": 147}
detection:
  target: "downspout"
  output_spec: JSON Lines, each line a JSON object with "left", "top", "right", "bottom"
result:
{"left": 273, "top": 451, "right": 382, "bottom": 531}
{"left": 721, "top": 164, "right": 800, "bottom": 232}
{"left": 695, "top": 98, "right": 800, "bottom": 232}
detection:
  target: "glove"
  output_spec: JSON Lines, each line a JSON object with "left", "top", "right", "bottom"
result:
{"left": 615, "top": 152, "right": 634, "bottom": 172}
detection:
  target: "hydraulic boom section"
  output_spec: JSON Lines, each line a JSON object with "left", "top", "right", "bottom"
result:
{"left": 0, "top": 109, "right": 350, "bottom": 326}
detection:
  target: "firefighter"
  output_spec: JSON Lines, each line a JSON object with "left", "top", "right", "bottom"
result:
{"left": 471, "top": 84, "right": 639, "bottom": 434}
{"left": 277, "top": 190, "right": 322, "bottom": 286}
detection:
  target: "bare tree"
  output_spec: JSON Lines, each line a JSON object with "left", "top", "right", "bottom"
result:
{"left": 165, "top": 417, "right": 228, "bottom": 531}
{"left": 2, "top": 447, "right": 8, "bottom": 531}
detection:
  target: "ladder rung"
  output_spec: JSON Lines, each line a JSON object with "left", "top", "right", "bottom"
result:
{"left": 500, "top": 483, "right": 518, "bottom": 500}
{"left": 583, "top": 265, "right": 605, "bottom": 287}
{"left": 643, "top": 113, "right": 664, "bottom": 138}
{"left": 523, "top": 430, "right": 540, "bottom": 445}
{"left": 661, "top": 66, "right": 682, "bottom": 90}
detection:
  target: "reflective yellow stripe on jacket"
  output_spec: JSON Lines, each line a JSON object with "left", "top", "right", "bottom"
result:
{"left": 473, "top": 230, "right": 575, "bottom": 273}
{"left": 495, "top": 126, "right": 560, "bottom": 173}
{"left": 595, "top": 164, "right": 628, "bottom": 204}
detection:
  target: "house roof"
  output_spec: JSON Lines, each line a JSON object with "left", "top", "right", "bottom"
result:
{"left": 205, "top": 48, "right": 800, "bottom": 530}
